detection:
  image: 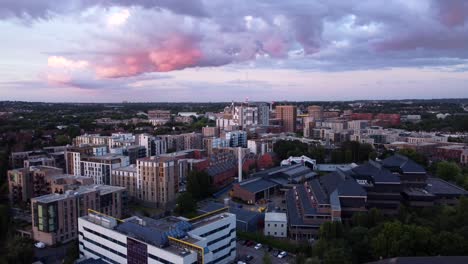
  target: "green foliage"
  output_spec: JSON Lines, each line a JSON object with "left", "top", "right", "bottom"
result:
{"left": 398, "top": 149, "right": 428, "bottom": 167}
{"left": 175, "top": 192, "right": 197, "bottom": 217}
{"left": 272, "top": 140, "right": 326, "bottom": 163}
{"left": 331, "top": 141, "right": 375, "bottom": 163}
{"left": 436, "top": 161, "right": 461, "bottom": 182}
{"left": 186, "top": 170, "right": 214, "bottom": 200}
{"left": 5, "top": 236, "right": 34, "bottom": 264}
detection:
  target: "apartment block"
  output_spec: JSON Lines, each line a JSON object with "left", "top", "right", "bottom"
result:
{"left": 225, "top": 130, "right": 247, "bottom": 148}
{"left": 136, "top": 156, "right": 181, "bottom": 208}
{"left": 78, "top": 208, "right": 236, "bottom": 264}
{"left": 275, "top": 105, "right": 297, "bottom": 133}
{"left": 8, "top": 166, "right": 63, "bottom": 204}
{"left": 111, "top": 165, "right": 140, "bottom": 201}
{"left": 80, "top": 155, "right": 130, "bottom": 185}
{"left": 31, "top": 184, "right": 126, "bottom": 246}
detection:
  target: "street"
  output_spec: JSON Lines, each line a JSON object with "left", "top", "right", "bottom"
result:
{"left": 236, "top": 241, "right": 294, "bottom": 264}
{"left": 34, "top": 242, "right": 71, "bottom": 264}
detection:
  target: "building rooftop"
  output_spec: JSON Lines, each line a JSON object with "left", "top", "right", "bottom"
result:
{"left": 32, "top": 184, "right": 125, "bottom": 203}
{"left": 239, "top": 178, "right": 278, "bottom": 194}
{"left": 113, "top": 164, "right": 137, "bottom": 172}
{"left": 381, "top": 154, "right": 426, "bottom": 174}
{"left": 265, "top": 212, "right": 287, "bottom": 222}
{"left": 425, "top": 177, "right": 468, "bottom": 196}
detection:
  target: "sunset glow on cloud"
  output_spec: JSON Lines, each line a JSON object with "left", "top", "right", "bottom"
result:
{"left": 0, "top": 0, "right": 467, "bottom": 102}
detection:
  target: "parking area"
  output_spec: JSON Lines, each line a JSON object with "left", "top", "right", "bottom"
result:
{"left": 236, "top": 241, "right": 294, "bottom": 264}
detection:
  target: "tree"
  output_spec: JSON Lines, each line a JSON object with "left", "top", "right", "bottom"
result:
{"left": 371, "top": 221, "right": 404, "bottom": 259}
{"left": 187, "top": 170, "right": 213, "bottom": 200}
{"left": 323, "top": 247, "right": 351, "bottom": 264}
{"left": 5, "top": 236, "right": 34, "bottom": 264}
{"left": 55, "top": 134, "right": 70, "bottom": 145}
{"left": 175, "top": 192, "right": 197, "bottom": 217}
{"left": 436, "top": 161, "right": 461, "bottom": 182}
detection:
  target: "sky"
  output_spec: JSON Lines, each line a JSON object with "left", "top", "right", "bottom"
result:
{"left": 0, "top": 0, "right": 468, "bottom": 102}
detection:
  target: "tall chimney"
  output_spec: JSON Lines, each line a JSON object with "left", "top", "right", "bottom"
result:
{"left": 238, "top": 146, "right": 242, "bottom": 182}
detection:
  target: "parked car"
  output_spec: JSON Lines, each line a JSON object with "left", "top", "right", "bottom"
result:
{"left": 277, "top": 251, "right": 288, "bottom": 258}
{"left": 247, "top": 241, "right": 255, "bottom": 247}
{"left": 245, "top": 255, "right": 254, "bottom": 262}
{"left": 254, "top": 243, "right": 262, "bottom": 250}
{"left": 243, "top": 240, "right": 250, "bottom": 245}
{"left": 237, "top": 261, "right": 247, "bottom": 264}
{"left": 34, "top": 242, "right": 46, "bottom": 249}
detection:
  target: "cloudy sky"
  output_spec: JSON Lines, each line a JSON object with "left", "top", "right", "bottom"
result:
{"left": 0, "top": 0, "right": 468, "bottom": 102}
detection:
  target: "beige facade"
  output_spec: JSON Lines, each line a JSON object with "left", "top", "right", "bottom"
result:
{"left": 8, "top": 166, "right": 63, "bottom": 204}
{"left": 137, "top": 156, "right": 180, "bottom": 208}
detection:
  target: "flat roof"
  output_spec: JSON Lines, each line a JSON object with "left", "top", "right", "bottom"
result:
{"left": 239, "top": 178, "right": 278, "bottom": 194}
{"left": 32, "top": 184, "right": 125, "bottom": 203}
{"left": 426, "top": 177, "right": 468, "bottom": 196}
{"left": 113, "top": 164, "right": 137, "bottom": 172}
{"left": 265, "top": 212, "right": 287, "bottom": 222}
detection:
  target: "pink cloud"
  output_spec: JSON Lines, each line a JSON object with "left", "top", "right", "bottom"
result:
{"left": 94, "top": 33, "right": 203, "bottom": 78}
{"left": 437, "top": 0, "right": 468, "bottom": 27}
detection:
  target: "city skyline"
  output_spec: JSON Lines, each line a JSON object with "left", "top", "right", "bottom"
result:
{"left": 1, "top": 0, "right": 468, "bottom": 102}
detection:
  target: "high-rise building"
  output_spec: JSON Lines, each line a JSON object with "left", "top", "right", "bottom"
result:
{"left": 136, "top": 134, "right": 167, "bottom": 157}
{"left": 303, "top": 116, "right": 316, "bottom": 138}
{"left": 256, "top": 103, "right": 270, "bottom": 126}
{"left": 276, "top": 105, "right": 297, "bottom": 132}
{"left": 307, "top": 105, "right": 323, "bottom": 120}
{"left": 31, "top": 184, "right": 126, "bottom": 246}
{"left": 78, "top": 208, "right": 236, "bottom": 264}
{"left": 136, "top": 156, "right": 181, "bottom": 208}
{"left": 233, "top": 105, "right": 258, "bottom": 128}
{"left": 80, "top": 155, "right": 130, "bottom": 185}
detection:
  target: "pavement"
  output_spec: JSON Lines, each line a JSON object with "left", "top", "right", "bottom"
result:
{"left": 34, "top": 241, "right": 71, "bottom": 264}
{"left": 236, "top": 241, "right": 294, "bottom": 264}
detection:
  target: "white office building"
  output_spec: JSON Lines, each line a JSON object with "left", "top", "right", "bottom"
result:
{"left": 264, "top": 212, "right": 287, "bottom": 238}
{"left": 79, "top": 208, "right": 236, "bottom": 264}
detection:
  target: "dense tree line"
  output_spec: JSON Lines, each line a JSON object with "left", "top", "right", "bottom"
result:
{"left": 273, "top": 140, "right": 375, "bottom": 164}
{"left": 296, "top": 200, "right": 468, "bottom": 264}
{"left": 175, "top": 171, "right": 214, "bottom": 217}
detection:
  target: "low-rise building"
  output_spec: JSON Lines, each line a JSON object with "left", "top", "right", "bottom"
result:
{"left": 264, "top": 212, "right": 287, "bottom": 238}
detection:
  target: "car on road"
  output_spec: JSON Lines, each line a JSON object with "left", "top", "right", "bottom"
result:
{"left": 254, "top": 243, "right": 262, "bottom": 250}
{"left": 35, "top": 242, "right": 46, "bottom": 249}
{"left": 277, "top": 251, "right": 288, "bottom": 258}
